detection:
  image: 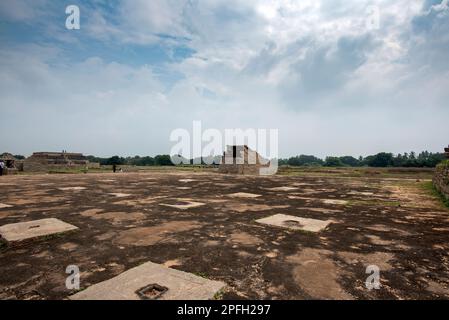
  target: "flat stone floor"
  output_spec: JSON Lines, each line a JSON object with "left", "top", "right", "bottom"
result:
{"left": 1, "top": 170, "right": 449, "bottom": 299}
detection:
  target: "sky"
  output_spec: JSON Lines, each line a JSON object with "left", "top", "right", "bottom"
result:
{"left": 0, "top": 0, "right": 448, "bottom": 158}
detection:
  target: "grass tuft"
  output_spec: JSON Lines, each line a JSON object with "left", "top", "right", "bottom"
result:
{"left": 213, "top": 288, "right": 225, "bottom": 300}
{"left": 421, "top": 181, "right": 449, "bottom": 209}
{"left": 193, "top": 271, "right": 209, "bottom": 279}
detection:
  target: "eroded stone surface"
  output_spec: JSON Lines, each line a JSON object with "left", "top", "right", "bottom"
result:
{"left": 287, "top": 248, "right": 352, "bottom": 299}
{"left": 115, "top": 221, "right": 203, "bottom": 246}
{"left": 337, "top": 251, "right": 394, "bottom": 271}
{"left": 227, "top": 203, "right": 289, "bottom": 213}
{"left": 228, "top": 232, "right": 263, "bottom": 246}
{"left": 1, "top": 169, "right": 448, "bottom": 300}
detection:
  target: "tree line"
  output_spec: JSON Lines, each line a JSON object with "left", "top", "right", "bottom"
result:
{"left": 86, "top": 155, "right": 174, "bottom": 166}
{"left": 7, "top": 151, "right": 445, "bottom": 168}
{"left": 89, "top": 150, "right": 445, "bottom": 168}
{"left": 278, "top": 151, "right": 445, "bottom": 168}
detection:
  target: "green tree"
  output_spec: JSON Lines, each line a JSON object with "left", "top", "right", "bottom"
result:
{"left": 339, "top": 156, "right": 360, "bottom": 167}
{"left": 287, "top": 155, "right": 323, "bottom": 166}
{"left": 105, "top": 156, "right": 125, "bottom": 165}
{"left": 154, "top": 155, "right": 174, "bottom": 166}
{"left": 366, "top": 152, "right": 394, "bottom": 167}
{"left": 324, "top": 156, "right": 343, "bottom": 167}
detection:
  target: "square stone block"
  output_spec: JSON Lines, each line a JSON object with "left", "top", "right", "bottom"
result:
{"left": 70, "top": 261, "right": 226, "bottom": 300}
{"left": 0, "top": 218, "right": 78, "bottom": 243}
{"left": 256, "top": 214, "right": 332, "bottom": 232}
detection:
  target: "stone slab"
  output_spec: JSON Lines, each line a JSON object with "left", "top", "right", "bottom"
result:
{"left": 256, "top": 214, "right": 332, "bottom": 232}
{"left": 160, "top": 201, "right": 205, "bottom": 210}
{"left": 70, "top": 261, "right": 226, "bottom": 300}
{"left": 58, "top": 187, "right": 86, "bottom": 191}
{"left": 266, "top": 186, "right": 298, "bottom": 192}
{"left": 227, "top": 192, "right": 261, "bottom": 198}
{"left": 0, "top": 218, "right": 78, "bottom": 243}
{"left": 109, "top": 193, "right": 131, "bottom": 198}
{"left": 322, "top": 199, "right": 348, "bottom": 205}
{"left": 0, "top": 203, "right": 13, "bottom": 209}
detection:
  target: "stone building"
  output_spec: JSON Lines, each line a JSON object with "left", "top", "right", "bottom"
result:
{"left": 23, "top": 151, "right": 97, "bottom": 172}
{"left": 0, "top": 153, "right": 18, "bottom": 175}
{"left": 218, "top": 145, "right": 270, "bottom": 175}
{"left": 445, "top": 145, "right": 449, "bottom": 158}
{"left": 27, "top": 152, "right": 89, "bottom": 165}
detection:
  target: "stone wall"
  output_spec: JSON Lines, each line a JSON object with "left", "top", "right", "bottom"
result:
{"left": 433, "top": 161, "right": 449, "bottom": 200}
{"left": 219, "top": 164, "right": 263, "bottom": 175}
{"left": 22, "top": 161, "right": 88, "bottom": 172}
{"left": 22, "top": 161, "right": 48, "bottom": 172}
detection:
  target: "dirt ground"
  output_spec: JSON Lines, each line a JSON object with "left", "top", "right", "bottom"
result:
{"left": 1, "top": 168, "right": 449, "bottom": 300}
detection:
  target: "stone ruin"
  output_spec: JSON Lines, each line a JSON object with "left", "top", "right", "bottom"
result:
{"left": 433, "top": 145, "right": 449, "bottom": 201}
{"left": 0, "top": 153, "right": 18, "bottom": 175}
{"left": 22, "top": 151, "right": 99, "bottom": 172}
{"left": 218, "top": 145, "right": 270, "bottom": 175}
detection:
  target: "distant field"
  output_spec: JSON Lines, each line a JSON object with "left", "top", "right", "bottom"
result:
{"left": 277, "top": 166, "right": 435, "bottom": 180}
{"left": 20, "top": 165, "right": 436, "bottom": 181}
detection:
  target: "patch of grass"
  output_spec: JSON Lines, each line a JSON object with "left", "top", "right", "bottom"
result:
{"left": 437, "top": 159, "right": 449, "bottom": 167}
{"left": 346, "top": 199, "right": 401, "bottom": 207}
{"left": 421, "top": 181, "right": 449, "bottom": 209}
{"left": 213, "top": 288, "right": 225, "bottom": 300}
{"left": 48, "top": 169, "right": 86, "bottom": 174}
{"left": 193, "top": 271, "right": 209, "bottom": 279}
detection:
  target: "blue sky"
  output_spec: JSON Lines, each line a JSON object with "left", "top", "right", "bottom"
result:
{"left": 0, "top": 0, "right": 448, "bottom": 158}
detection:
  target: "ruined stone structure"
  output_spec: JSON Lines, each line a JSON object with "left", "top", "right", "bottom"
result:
{"left": 433, "top": 145, "right": 449, "bottom": 201}
{"left": 218, "top": 145, "right": 269, "bottom": 175}
{"left": 0, "top": 153, "right": 18, "bottom": 175}
{"left": 27, "top": 152, "right": 89, "bottom": 165}
{"left": 23, "top": 151, "right": 98, "bottom": 172}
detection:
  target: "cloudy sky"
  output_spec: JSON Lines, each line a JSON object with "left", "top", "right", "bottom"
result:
{"left": 0, "top": 0, "right": 448, "bottom": 158}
